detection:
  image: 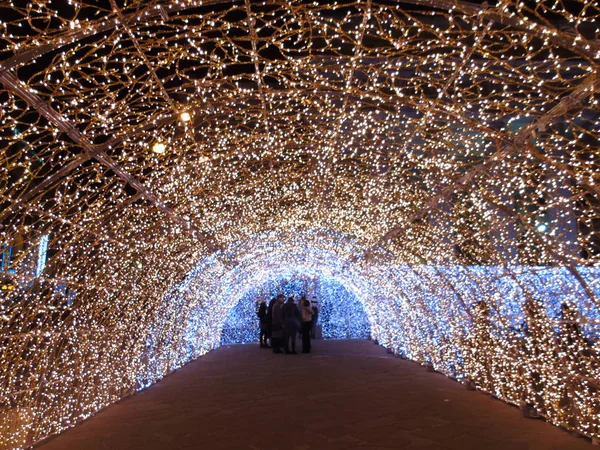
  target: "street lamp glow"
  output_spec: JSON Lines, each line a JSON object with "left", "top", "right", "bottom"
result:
{"left": 152, "top": 142, "right": 166, "bottom": 154}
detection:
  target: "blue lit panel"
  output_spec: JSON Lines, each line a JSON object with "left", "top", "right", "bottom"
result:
{"left": 36, "top": 234, "right": 49, "bottom": 277}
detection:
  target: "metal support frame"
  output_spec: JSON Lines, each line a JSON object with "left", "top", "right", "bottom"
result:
{"left": 315, "top": 0, "right": 372, "bottom": 199}
{"left": 368, "top": 75, "right": 600, "bottom": 255}
{"left": 0, "top": 0, "right": 595, "bottom": 78}
{"left": 1, "top": 0, "right": 596, "bottom": 256}
{"left": 0, "top": 115, "right": 173, "bottom": 224}
{"left": 396, "top": 0, "right": 600, "bottom": 59}
{"left": 243, "top": 0, "right": 277, "bottom": 173}
{"left": 0, "top": 70, "right": 219, "bottom": 252}
{"left": 0, "top": 0, "right": 592, "bottom": 205}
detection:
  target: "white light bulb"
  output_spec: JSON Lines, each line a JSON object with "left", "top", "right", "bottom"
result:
{"left": 152, "top": 142, "right": 166, "bottom": 154}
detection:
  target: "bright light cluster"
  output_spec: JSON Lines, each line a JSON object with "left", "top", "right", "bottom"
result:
{"left": 0, "top": 0, "right": 599, "bottom": 448}
{"left": 220, "top": 275, "right": 370, "bottom": 344}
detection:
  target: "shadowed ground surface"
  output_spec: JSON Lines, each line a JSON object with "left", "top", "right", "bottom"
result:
{"left": 36, "top": 340, "right": 592, "bottom": 450}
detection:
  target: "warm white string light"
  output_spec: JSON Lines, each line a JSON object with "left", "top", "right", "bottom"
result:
{"left": 0, "top": 1, "right": 599, "bottom": 448}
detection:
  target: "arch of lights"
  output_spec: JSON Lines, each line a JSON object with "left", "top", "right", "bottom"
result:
{"left": 158, "top": 229, "right": 387, "bottom": 353}
{"left": 220, "top": 276, "right": 371, "bottom": 344}
{"left": 0, "top": 0, "right": 599, "bottom": 447}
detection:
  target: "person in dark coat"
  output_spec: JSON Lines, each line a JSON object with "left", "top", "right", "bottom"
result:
{"left": 257, "top": 301, "right": 269, "bottom": 348}
{"left": 271, "top": 294, "right": 285, "bottom": 354}
{"left": 282, "top": 296, "right": 301, "bottom": 354}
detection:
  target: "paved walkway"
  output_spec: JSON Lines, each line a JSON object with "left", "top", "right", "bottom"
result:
{"left": 37, "top": 340, "right": 592, "bottom": 450}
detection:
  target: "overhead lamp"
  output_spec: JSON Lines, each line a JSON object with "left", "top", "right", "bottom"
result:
{"left": 152, "top": 142, "right": 166, "bottom": 154}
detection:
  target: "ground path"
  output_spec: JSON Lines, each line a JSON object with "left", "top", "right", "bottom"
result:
{"left": 36, "top": 340, "right": 592, "bottom": 450}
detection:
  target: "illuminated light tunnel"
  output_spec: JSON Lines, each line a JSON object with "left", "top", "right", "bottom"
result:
{"left": 220, "top": 276, "right": 371, "bottom": 344}
{"left": 1, "top": 0, "right": 600, "bottom": 448}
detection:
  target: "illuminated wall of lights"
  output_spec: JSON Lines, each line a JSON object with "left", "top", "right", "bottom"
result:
{"left": 0, "top": 0, "right": 599, "bottom": 448}
{"left": 317, "top": 277, "right": 371, "bottom": 339}
{"left": 220, "top": 275, "right": 370, "bottom": 345}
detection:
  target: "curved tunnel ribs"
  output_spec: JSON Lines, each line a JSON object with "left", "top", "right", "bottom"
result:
{"left": 0, "top": 1, "right": 599, "bottom": 448}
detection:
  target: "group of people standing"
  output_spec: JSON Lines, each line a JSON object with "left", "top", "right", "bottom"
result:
{"left": 257, "top": 294, "right": 318, "bottom": 354}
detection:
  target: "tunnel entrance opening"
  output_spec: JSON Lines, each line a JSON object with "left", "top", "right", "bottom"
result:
{"left": 220, "top": 276, "right": 370, "bottom": 345}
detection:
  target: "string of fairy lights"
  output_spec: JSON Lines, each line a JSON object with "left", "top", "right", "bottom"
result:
{"left": 220, "top": 261, "right": 371, "bottom": 345}
{"left": 0, "top": 0, "right": 599, "bottom": 448}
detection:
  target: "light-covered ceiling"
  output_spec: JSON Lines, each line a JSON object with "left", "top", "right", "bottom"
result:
{"left": 1, "top": 1, "right": 599, "bottom": 448}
